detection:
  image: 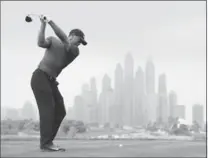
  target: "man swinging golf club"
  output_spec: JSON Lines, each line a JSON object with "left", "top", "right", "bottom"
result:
{"left": 30, "top": 15, "right": 87, "bottom": 152}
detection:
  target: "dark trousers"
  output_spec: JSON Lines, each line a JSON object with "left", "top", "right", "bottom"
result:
{"left": 30, "top": 69, "right": 66, "bottom": 147}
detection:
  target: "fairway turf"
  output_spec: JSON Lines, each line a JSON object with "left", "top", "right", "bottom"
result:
{"left": 1, "top": 139, "right": 206, "bottom": 157}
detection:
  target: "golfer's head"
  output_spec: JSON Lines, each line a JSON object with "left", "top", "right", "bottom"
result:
{"left": 68, "top": 29, "right": 87, "bottom": 46}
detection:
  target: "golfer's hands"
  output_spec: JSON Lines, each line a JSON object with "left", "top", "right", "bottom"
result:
{"left": 39, "top": 15, "right": 46, "bottom": 24}
{"left": 39, "top": 15, "right": 52, "bottom": 23}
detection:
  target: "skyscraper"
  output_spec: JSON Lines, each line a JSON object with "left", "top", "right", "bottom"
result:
{"left": 134, "top": 66, "right": 145, "bottom": 126}
{"left": 90, "top": 77, "right": 97, "bottom": 105}
{"left": 192, "top": 104, "right": 204, "bottom": 128}
{"left": 89, "top": 77, "right": 98, "bottom": 123}
{"left": 123, "top": 53, "right": 134, "bottom": 125}
{"left": 145, "top": 58, "right": 155, "bottom": 94}
{"left": 114, "top": 63, "right": 124, "bottom": 126}
{"left": 81, "top": 83, "right": 91, "bottom": 123}
{"left": 169, "top": 91, "right": 178, "bottom": 118}
{"left": 98, "top": 74, "right": 114, "bottom": 124}
{"left": 73, "top": 95, "right": 85, "bottom": 121}
{"left": 158, "top": 74, "right": 169, "bottom": 123}
{"left": 145, "top": 59, "right": 157, "bottom": 124}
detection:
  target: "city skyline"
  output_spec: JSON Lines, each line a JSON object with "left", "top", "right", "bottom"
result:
{"left": 1, "top": 1, "right": 206, "bottom": 123}
{"left": 2, "top": 54, "right": 205, "bottom": 126}
{"left": 1, "top": 53, "right": 206, "bottom": 123}
{"left": 72, "top": 53, "right": 206, "bottom": 125}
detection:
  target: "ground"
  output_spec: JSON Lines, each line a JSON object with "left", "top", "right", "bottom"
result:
{"left": 1, "top": 139, "right": 206, "bottom": 157}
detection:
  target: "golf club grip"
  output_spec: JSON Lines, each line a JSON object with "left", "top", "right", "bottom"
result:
{"left": 39, "top": 16, "right": 47, "bottom": 20}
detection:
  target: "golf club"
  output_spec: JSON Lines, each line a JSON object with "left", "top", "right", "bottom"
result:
{"left": 25, "top": 14, "right": 46, "bottom": 23}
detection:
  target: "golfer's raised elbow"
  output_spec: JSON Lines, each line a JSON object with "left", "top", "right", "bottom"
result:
{"left": 37, "top": 40, "right": 43, "bottom": 46}
{"left": 38, "top": 41, "right": 46, "bottom": 48}
{"left": 37, "top": 37, "right": 52, "bottom": 48}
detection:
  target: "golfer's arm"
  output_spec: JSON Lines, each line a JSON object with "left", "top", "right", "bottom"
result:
{"left": 48, "top": 20, "right": 68, "bottom": 44}
{"left": 37, "top": 23, "right": 51, "bottom": 48}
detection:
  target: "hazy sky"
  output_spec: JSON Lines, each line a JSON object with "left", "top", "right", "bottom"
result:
{"left": 1, "top": 1, "right": 206, "bottom": 121}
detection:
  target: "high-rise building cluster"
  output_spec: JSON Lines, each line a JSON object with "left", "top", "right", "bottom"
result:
{"left": 70, "top": 53, "right": 205, "bottom": 127}
{"left": 2, "top": 54, "right": 205, "bottom": 128}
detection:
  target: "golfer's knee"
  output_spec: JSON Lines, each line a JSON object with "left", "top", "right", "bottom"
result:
{"left": 59, "top": 103, "right": 66, "bottom": 118}
{"left": 62, "top": 110, "right": 66, "bottom": 118}
{"left": 57, "top": 109, "right": 66, "bottom": 120}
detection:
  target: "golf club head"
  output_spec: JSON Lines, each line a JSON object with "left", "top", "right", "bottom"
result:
{"left": 25, "top": 15, "right": 32, "bottom": 23}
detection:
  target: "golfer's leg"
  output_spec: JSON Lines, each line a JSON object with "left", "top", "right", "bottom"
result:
{"left": 33, "top": 90, "right": 55, "bottom": 147}
{"left": 50, "top": 85, "right": 66, "bottom": 141}
{"left": 31, "top": 69, "right": 55, "bottom": 148}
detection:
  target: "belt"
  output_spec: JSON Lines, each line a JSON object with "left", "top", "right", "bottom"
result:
{"left": 47, "top": 76, "right": 59, "bottom": 86}
{"left": 48, "top": 75, "right": 56, "bottom": 81}
{"left": 47, "top": 75, "right": 59, "bottom": 85}
{"left": 39, "top": 69, "right": 59, "bottom": 85}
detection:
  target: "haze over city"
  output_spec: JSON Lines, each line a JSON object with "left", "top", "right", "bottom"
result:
{"left": 1, "top": 1, "right": 206, "bottom": 122}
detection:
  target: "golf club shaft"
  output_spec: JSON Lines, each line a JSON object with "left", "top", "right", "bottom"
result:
{"left": 28, "top": 14, "right": 40, "bottom": 18}
{"left": 25, "top": 14, "right": 47, "bottom": 23}
{"left": 28, "top": 14, "right": 47, "bottom": 20}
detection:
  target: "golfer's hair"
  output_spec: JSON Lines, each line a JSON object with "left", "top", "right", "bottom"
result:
{"left": 68, "top": 31, "right": 74, "bottom": 36}
{"left": 68, "top": 29, "right": 85, "bottom": 38}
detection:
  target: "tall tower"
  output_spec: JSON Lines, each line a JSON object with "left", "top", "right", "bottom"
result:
{"left": 74, "top": 95, "right": 85, "bottom": 121}
{"left": 145, "top": 58, "right": 155, "bottom": 94}
{"left": 98, "top": 74, "right": 114, "bottom": 124}
{"left": 134, "top": 66, "right": 145, "bottom": 126}
{"left": 169, "top": 91, "right": 177, "bottom": 118}
{"left": 114, "top": 63, "right": 124, "bottom": 126}
{"left": 123, "top": 53, "right": 134, "bottom": 126}
{"left": 158, "top": 73, "right": 169, "bottom": 123}
{"left": 81, "top": 83, "right": 91, "bottom": 123}
{"left": 89, "top": 77, "right": 98, "bottom": 123}
{"left": 145, "top": 59, "right": 157, "bottom": 124}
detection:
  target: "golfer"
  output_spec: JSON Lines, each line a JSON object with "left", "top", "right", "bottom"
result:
{"left": 30, "top": 15, "right": 87, "bottom": 152}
